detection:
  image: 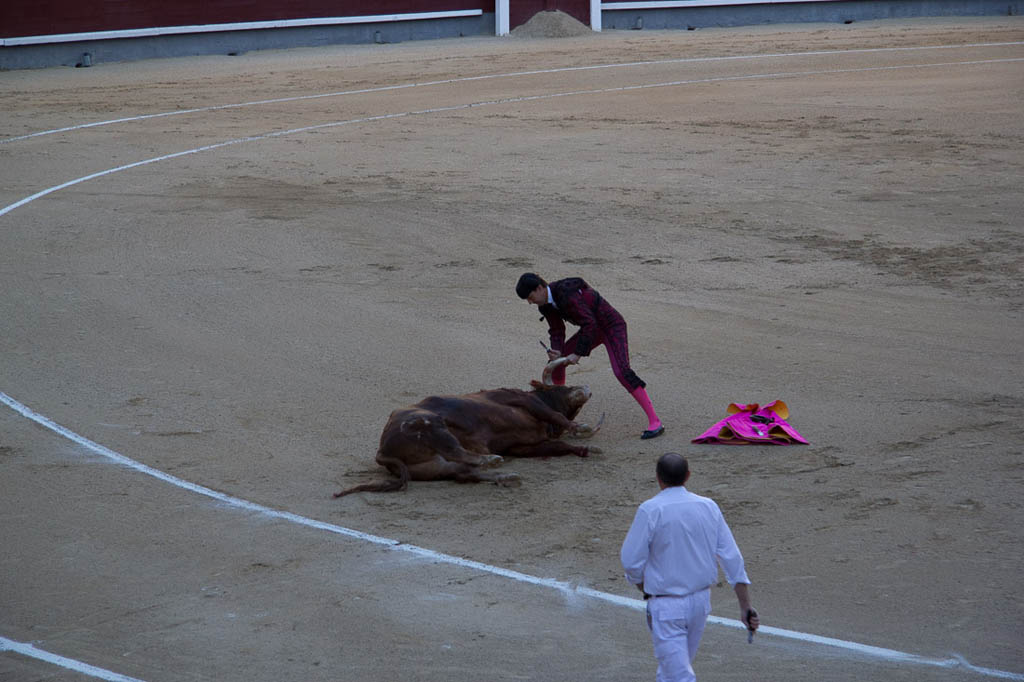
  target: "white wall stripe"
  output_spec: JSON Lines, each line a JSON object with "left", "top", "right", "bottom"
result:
{"left": 0, "top": 10, "right": 484, "bottom": 47}
{"left": 2, "top": 390, "right": 1022, "bottom": 679}
{"left": 2, "top": 42, "right": 1021, "bottom": 145}
{"left": 603, "top": 0, "right": 846, "bottom": 8}
{"left": 0, "top": 636, "right": 148, "bottom": 682}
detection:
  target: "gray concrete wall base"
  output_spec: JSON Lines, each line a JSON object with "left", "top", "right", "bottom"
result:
{"left": 0, "top": 15, "right": 495, "bottom": 70}
{"left": 2, "top": 2, "right": 1020, "bottom": 70}
{"left": 602, "top": 0, "right": 1020, "bottom": 31}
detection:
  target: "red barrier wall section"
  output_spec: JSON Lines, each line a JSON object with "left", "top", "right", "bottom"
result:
{"left": 1, "top": 1, "right": 493, "bottom": 39}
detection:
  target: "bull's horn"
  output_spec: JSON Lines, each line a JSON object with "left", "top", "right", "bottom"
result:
{"left": 542, "top": 356, "right": 572, "bottom": 386}
{"left": 573, "top": 412, "right": 606, "bottom": 438}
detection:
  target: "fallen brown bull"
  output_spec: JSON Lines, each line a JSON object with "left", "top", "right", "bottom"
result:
{"left": 334, "top": 359, "right": 600, "bottom": 497}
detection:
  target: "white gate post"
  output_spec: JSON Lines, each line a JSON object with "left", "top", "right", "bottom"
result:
{"left": 590, "top": 0, "right": 602, "bottom": 31}
{"left": 496, "top": 0, "right": 510, "bottom": 35}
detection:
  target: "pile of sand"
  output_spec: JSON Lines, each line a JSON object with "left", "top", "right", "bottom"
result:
{"left": 510, "top": 10, "right": 592, "bottom": 38}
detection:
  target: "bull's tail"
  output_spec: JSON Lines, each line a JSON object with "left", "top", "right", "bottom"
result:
{"left": 332, "top": 453, "right": 410, "bottom": 498}
{"left": 332, "top": 479, "right": 405, "bottom": 497}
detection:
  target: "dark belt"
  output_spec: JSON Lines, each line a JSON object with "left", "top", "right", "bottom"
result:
{"left": 643, "top": 589, "right": 708, "bottom": 600}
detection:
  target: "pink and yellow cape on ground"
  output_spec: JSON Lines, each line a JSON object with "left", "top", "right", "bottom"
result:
{"left": 693, "top": 400, "right": 808, "bottom": 445}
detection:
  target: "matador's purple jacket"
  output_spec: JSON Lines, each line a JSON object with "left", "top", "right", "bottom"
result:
{"left": 692, "top": 400, "right": 808, "bottom": 445}
{"left": 538, "top": 277, "right": 645, "bottom": 391}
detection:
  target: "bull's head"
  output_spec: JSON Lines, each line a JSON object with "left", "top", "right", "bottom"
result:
{"left": 537, "top": 357, "right": 590, "bottom": 416}
{"left": 532, "top": 358, "right": 601, "bottom": 437}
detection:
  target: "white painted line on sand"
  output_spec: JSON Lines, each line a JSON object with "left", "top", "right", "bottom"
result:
{"left": 2, "top": 391, "right": 1022, "bottom": 680}
{"left": 2, "top": 41, "right": 1021, "bottom": 144}
{"left": 0, "top": 636, "right": 147, "bottom": 682}
{"left": 2, "top": 56, "right": 1022, "bottom": 221}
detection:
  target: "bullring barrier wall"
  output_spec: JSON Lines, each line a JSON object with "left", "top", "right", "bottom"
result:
{"left": 0, "top": 0, "right": 1019, "bottom": 70}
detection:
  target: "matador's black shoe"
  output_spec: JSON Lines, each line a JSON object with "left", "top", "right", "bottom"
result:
{"left": 641, "top": 425, "right": 665, "bottom": 440}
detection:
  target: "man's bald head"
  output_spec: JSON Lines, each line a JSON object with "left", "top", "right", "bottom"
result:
{"left": 656, "top": 452, "right": 690, "bottom": 487}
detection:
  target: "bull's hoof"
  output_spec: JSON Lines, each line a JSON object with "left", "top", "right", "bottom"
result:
{"left": 585, "top": 446, "right": 602, "bottom": 455}
{"left": 479, "top": 454, "right": 504, "bottom": 468}
{"left": 570, "top": 412, "right": 605, "bottom": 439}
{"left": 496, "top": 473, "right": 522, "bottom": 487}
{"left": 572, "top": 425, "right": 596, "bottom": 438}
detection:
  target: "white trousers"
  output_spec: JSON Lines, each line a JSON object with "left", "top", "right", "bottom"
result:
{"left": 645, "top": 589, "right": 712, "bottom": 682}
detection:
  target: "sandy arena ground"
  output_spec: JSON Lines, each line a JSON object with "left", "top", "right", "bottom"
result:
{"left": 1, "top": 16, "right": 1023, "bottom": 682}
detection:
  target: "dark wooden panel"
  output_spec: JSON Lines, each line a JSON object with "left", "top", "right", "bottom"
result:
{"left": 553, "top": 0, "right": 590, "bottom": 26}
{"left": 509, "top": 0, "right": 547, "bottom": 28}
{"left": 2, "top": 0, "right": 493, "bottom": 39}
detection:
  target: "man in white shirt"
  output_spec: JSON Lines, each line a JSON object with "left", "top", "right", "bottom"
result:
{"left": 620, "top": 453, "right": 759, "bottom": 682}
